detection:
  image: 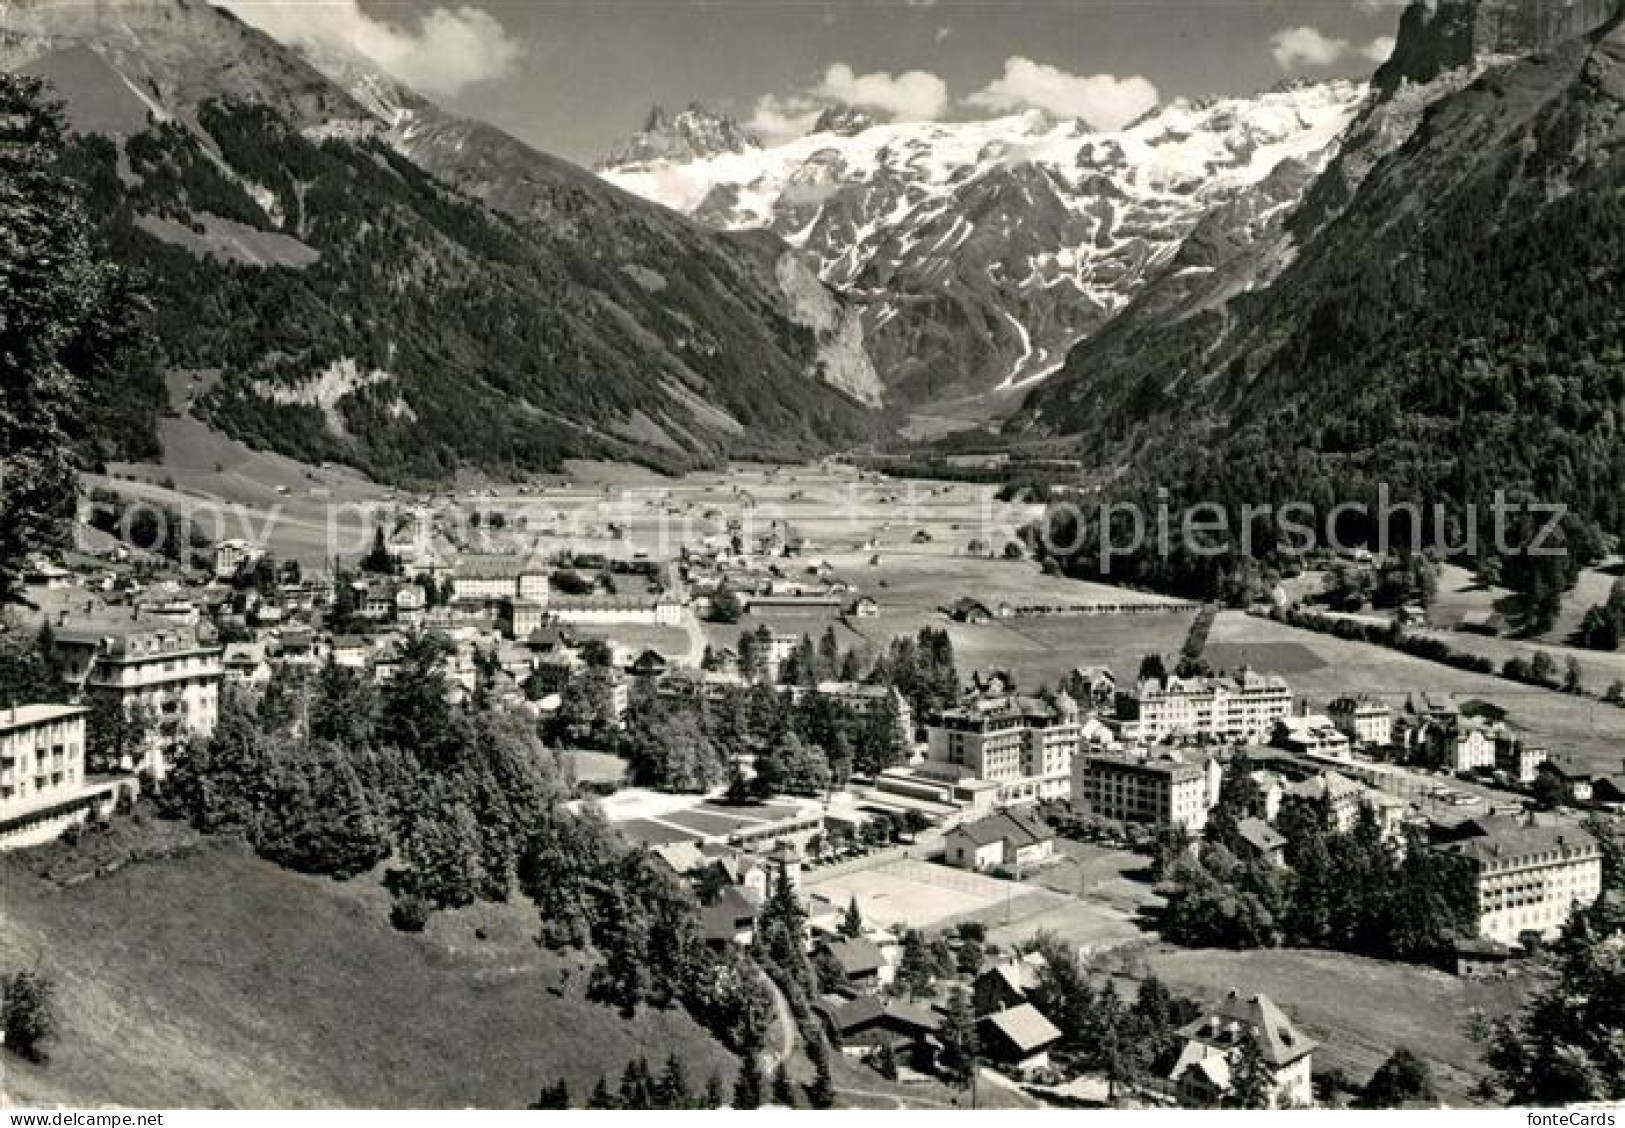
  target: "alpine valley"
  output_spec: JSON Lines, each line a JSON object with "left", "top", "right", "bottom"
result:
{"left": 599, "top": 84, "right": 1365, "bottom": 418}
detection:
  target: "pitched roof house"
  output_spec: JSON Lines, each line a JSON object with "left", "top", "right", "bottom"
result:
{"left": 1170, "top": 992, "right": 1316, "bottom": 1108}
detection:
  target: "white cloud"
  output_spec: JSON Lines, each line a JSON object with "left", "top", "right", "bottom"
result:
{"left": 1270, "top": 26, "right": 1352, "bottom": 71}
{"left": 216, "top": 0, "right": 521, "bottom": 97}
{"left": 746, "top": 93, "right": 824, "bottom": 144}
{"left": 965, "top": 57, "right": 1158, "bottom": 131}
{"left": 816, "top": 63, "right": 949, "bottom": 121}
{"left": 1362, "top": 35, "right": 1397, "bottom": 62}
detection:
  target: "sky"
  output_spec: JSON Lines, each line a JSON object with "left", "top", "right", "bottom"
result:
{"left": 219, "top": 0, "right": 1413, "bottom": 165}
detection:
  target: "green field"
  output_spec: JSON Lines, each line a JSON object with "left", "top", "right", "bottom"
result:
{"left": 1207, "top": 612, "right": 1624, "bottom": 776}
{"left": 0, "top": 825, "right": 733, "bottom": 1109}
{"left": 1144, "top": 948, "right": 1526, "bottom": 1106}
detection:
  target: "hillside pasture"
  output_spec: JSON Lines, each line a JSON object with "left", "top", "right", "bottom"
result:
{"left": 0, "top": 830, "right": 734, "bottom": 1109}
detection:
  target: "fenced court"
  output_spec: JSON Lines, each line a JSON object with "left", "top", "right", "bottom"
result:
{"left": 803, "top": 857, "right": 1059, "bottom": 930}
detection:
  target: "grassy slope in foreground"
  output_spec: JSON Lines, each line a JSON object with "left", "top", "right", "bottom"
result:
{"left": 0, "top": 823, "right": 734, "bottom": 1109}
{"left": 1147, "top": 947, "right": 1526, "bottom": 1107}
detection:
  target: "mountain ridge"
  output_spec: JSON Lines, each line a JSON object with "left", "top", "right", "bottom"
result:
{"left": 1011, "top": 0, "right": 1625, "bottom": 596}
{"left": 598, "top": 81, "right": 1366, "bottom": 408}
{"left": 0, "top": 0, "right": 884, "bottom": 480}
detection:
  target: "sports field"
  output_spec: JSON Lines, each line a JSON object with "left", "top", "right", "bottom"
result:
{"left": 802, "top": 857, "right": 1063, "bottom": 931}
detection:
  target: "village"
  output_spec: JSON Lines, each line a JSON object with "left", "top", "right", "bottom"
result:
{"left": 2, "top": 463, "right": 1621, "bottom": 1110}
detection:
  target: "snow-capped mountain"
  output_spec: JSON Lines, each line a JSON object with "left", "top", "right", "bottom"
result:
{"left": 600, "top": 103, "right": 761, "bottom": 167}
{"left": 600, "top": 82, "right": 1367, "bottom": 408}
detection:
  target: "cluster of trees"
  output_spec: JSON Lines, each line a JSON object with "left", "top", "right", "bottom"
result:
{"left": 1499, "top": 651, "right": 1587, "bottom": 695}
{"left": 531, "top": 1055, "right": 727, "bottom": 1110}
{"left": 614, "top": 679, "right": 907, "bottom": 799}
{"left": 1025, "top": 935, "right": 1203, "bottom": 1092}
{"left": 0, "top": 75, "right": 153, "bottom": 605}
{"left": 518, "top": 803, "right": 775, "bottom": 1056}
{"left": 1162, "top": 759, "right": 1476, "bottom": 963}
{"left": 82, "top": 487, "right": 214, "bottom": 568}
{"left": 163, "top": 635, "right": 562, "bottom": 925}
{"left": 1267, "top": 606, "right": 1504, "bottom": 676}
{"left": 1578, "top": 577, "right": 1625, "bottom": 652}
{"left": 0, "top": 622, "right": 63, "bottom": 709}
{"left": 603, "top": 625, "right": 951, "bottom": 797}
{"left": 1, "top": 970, "right": 60, "bottom": 1065}
{"left": 1321, "top": 556, "right": 1439, "bottom": 612}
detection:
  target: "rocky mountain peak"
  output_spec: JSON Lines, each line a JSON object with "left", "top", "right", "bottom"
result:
{"left": 599, "top": 102, "right": 759, "bottom": 168}
{"left": 811, "top": 104, "right": 875, "bottom": 136}
{"left": 1374, "top": 0, "right": 1622, "bottom": 92}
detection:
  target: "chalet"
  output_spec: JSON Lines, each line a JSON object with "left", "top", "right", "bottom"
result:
{"left": 973, "top": 955, "right": 1043, "bottom": 1016}
{"left": 849, "top": 595, "right": 880, "bottom": 618}
{"left": 388, "top": 586, "right": 421, "bottom": 628}
{"left": 1170, "top": 992, "right": 1316, "bottom": 1109}
{"left": 978, "top": 1003, "right": 1063, "bottom": 1075}
{"left": 1066, "top": 666, "right": 1118, "bottom": 710}
{"left": 945, "top": 597, "right": 995, "bottom": 624}
{"left": 699, "top": 885, "right": 759, "bottom": 949}
{"left": 1234, "top": 817, "right": 1287, "bottom": 867}
{"left": 817, "top": 937, "right": 887, "bottom": 994}
{"left": 813, "top": 994, "right": 941, "bottom": 1057}
{"left": 1538, "top": 755, "right": 1595, "bottom": 803}
{"left": 629, "top": 649, "right": 671, "bottom": 681}
{"left": 359, "top": 582, "right": 396, "bottom": 621}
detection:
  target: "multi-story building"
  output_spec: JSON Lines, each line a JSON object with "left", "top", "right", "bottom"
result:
{"left": 1170, "top": 992, "right": 1316, "bottom": 1109}
{"left": 1328, "top": 696, "right": 1393, "bottom": 748}
{"left": 1123, "top": 670, "right": 1292, "bottom": 743}
{"left": 1073, "top": 750, "right": 1215, "bottom": 831}
{"left": 212, "top": 538, "right": 258, "bottom": 580}
{"left": 1442, "top": 719, "right": 1499, "bottom": 774}
{"left": 550, "top": 593, "right": 683, "bottom": 626}
{"left": 1435, "top": 821, "right": 1603, "bottom": 945}
{"left": 507, "top": 599, "right": 550, "bottom": 639}
{"left": 53, "top": 621, "right": 223, "bottom": 780}
{"left": 1496, "top": 740, "right": 1549, "bottom": 785}
{"left": 1, "top": 704, "right": 99, "bottom": 849}
{"left": 451, "top": 554, "right": 549, "bottom": 604}
{"left": 925, "top": 693, "right": 1081, "bottom": 805}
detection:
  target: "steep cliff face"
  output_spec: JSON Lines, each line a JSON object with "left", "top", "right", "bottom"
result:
{"left": 1376, "top": 0, "right": 1621, "bottom": 91}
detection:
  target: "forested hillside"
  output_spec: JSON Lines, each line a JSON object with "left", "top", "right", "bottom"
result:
{"left": 3, "top": 0, "right": 877, "bottom": 482}
{"left": 1016, "top": 12, "right": 1625, "bottom": 602}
